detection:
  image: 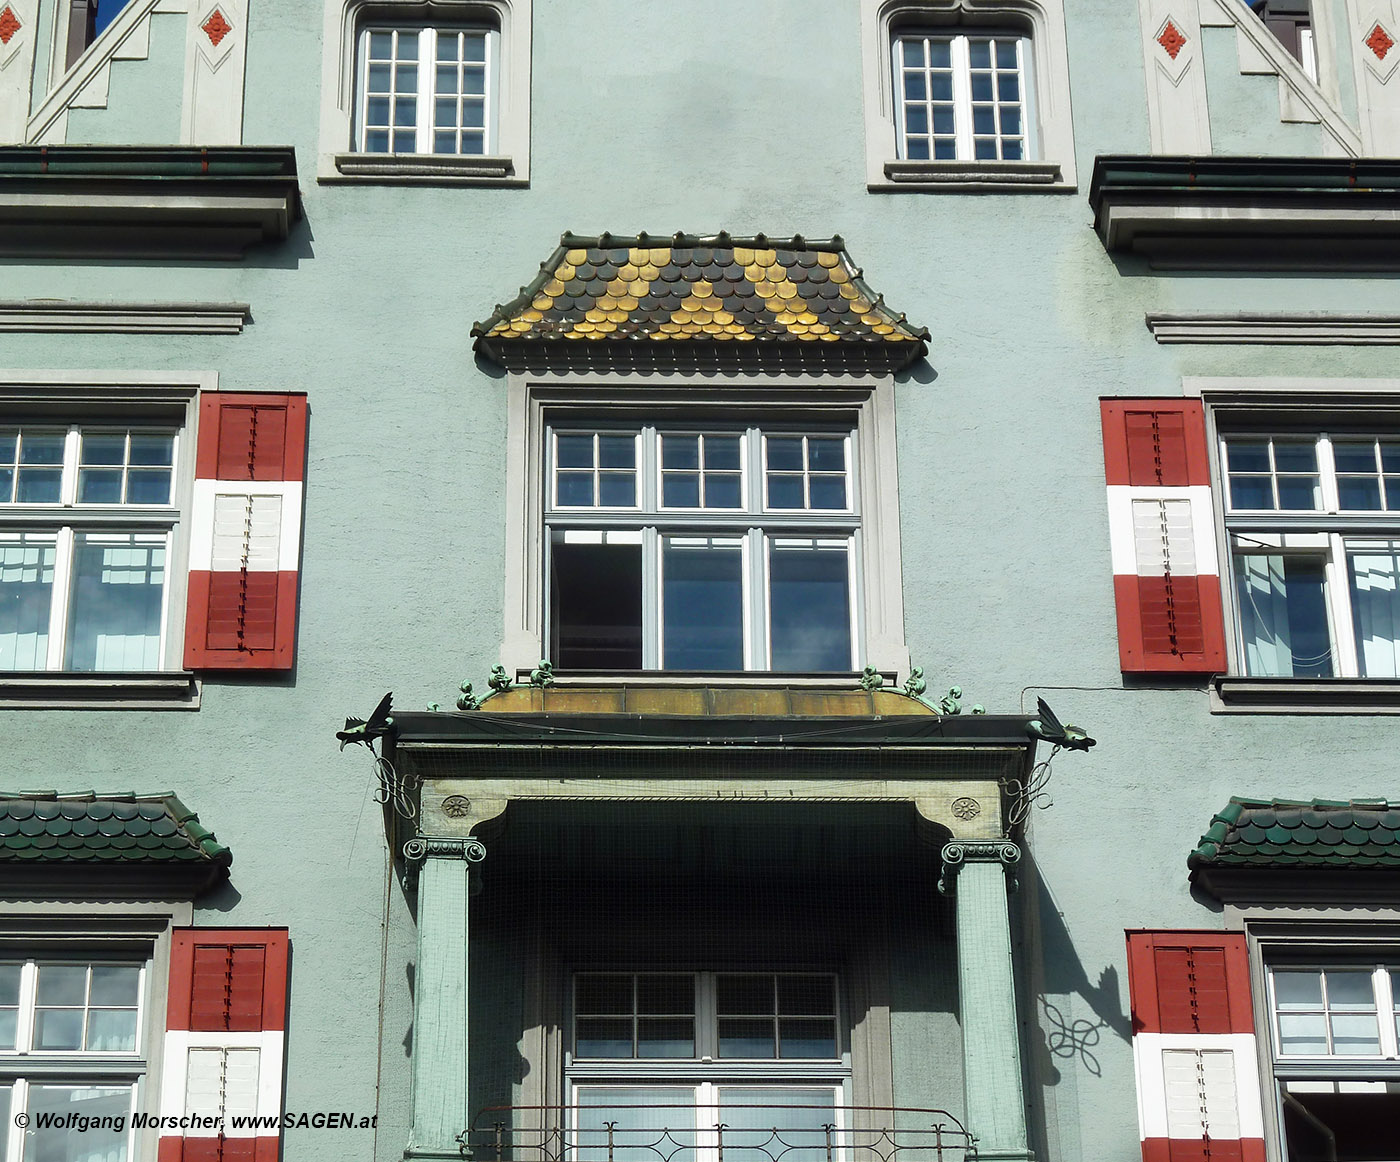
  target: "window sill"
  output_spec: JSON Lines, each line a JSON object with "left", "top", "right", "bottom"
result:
{"left": 323, "top": 153, "right": 526, "bottom": 187}
{"left": 0, "top": 672, "right": 200, "bottom": 710}
{"left": 874, "top": 159, "right": 1072, "bottom": 193}
{"left": 512, "top": 670, "right": 900, "bottom": 689}
{"left": 1211, "top": 676, "right": 1400, "bottom": 715}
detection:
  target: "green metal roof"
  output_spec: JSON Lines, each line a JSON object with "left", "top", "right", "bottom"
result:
{"left": 1189, "top": 797, "right": 1400, "bottom": 870}
{"left": 0, "top": 792, "right": 232, "bottom": 867}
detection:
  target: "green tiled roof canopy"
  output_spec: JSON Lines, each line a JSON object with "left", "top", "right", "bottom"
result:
{"left": 471, "top": 232, "right": 930, "bottom": 373}
{"left": 0, "top": 792, "right": 231, "bottom": 867}
{"left": 1190, "top": 798, "right": 1400, "bottom": 869}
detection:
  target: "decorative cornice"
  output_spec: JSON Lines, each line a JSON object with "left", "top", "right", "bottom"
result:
{"left": 1147, "top": 312, "right": 1400, "bottom": 345}
{"left": 0, "top": 301, "right": 250, "bottom": 335}
{"left": 939, "top": 839, "right": 1021, "bottom": 894}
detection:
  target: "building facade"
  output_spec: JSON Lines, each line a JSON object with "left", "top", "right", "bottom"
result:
{"left": 2, "top": 1, "right": 1399, "bottom": 1161}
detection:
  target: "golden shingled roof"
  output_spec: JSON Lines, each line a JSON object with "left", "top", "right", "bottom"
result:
{"left": 472, "top": 232, "right": 929, "bottom": 371}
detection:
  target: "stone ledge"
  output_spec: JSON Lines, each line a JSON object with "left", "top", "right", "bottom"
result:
{"left": 0, "top": 672, "right": 201, "bottom": 710}
{"left": 1148, "top": 312, "right": 1400, "bottom": 344}
{"left": 877, "top": 158, "right": 1070, "bottom": 193}
{"left": 325, "top": 153, "right": 525, "bottom": 187}
{"left": 1211, "top": 676, "right": 1400, "bottom": 714}
{"left": 0, "top": 301, "right": 250, "bottom": 334}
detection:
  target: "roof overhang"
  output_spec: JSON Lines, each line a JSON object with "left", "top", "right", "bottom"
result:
{"left": 0, "top": 146, "right": 302, "bottom": 260}
{"left": 1089, "top": 155, "right": 1400, "bottom": 270}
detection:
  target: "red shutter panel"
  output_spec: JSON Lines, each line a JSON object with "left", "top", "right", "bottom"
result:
{"left": 160, "top": 930, "right": 289, "bottom": 1162}
{"left": 185, "top": 393, "right": 307, "bottom": 671}
{"left": 1102, "top": 400, "right": 1227, "bottom": 673}
{"left": 1126, "top": 932, "right": 1265, "bottom": 1162}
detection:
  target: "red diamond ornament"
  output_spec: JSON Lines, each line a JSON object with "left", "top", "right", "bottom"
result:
{"left": 0, "top": 6, "right": 22, "bottom": 45}
{"left": 1158, "top": 20, "right": 1188, "bottom": 61}
{"left": 202, "top": 9, "right": 232, "bottom": 47}
{"left": 1366, "top": 23, "right": 1395, "bottom": 61}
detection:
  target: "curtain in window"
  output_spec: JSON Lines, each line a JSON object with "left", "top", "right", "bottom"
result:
{"left": 0, "top": 538, "right": 55, "bottom": 670}
{"left": 1234, "top": 554, "right": 1332, "bottom": 677}
{"left": 25, "top": 1086, "right": 131, "bottom": 1162}
{"left": 1349, "top": 547, "right": 1400, "bottom": 678}
{"left": 65, "top": 536, "right": 165, "bottom": 672}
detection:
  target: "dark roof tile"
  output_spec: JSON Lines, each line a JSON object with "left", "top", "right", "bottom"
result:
{"left": 1190, "top": 798, "right": 1400, "bottom": 871}
{"left": 0, "top": 794, "right": 231, "bottom": 869}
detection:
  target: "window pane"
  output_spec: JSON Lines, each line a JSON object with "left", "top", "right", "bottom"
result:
{"left": 778, "top": 976, "right": 834, "bottom": 1014}
{"left": 1333, "top": 442, "right": 1377, "bottom": 473}
{"left": 661, "top": 436, "right": 700, "bottom": 470}
{"left": 766, "top": 438, "right": 803, "bottom": 472}
{"left": 0, "top": 964, "right": 18, "bottom": 1005}
{"left": 1273, "top": 442, "right": 1318, "bottom": 472}
{"left": 88, "top": 966, "right": 138, "bottom": 1007}
{"left": 577, "top": 974, "right": 631, "bottom": 1014}
{"left": 637, "top": 975, "right": 692, "bottom": 1015}
{"left": 1349, "top": 548, "right": 1400, "bottom": 678}
{"left": 1325, "top": 970, "right": 1376, "bottom": 1010}
{"left": 1277, "top": 475, "right": 1322, "bottom": 510}
{"left": 1338, "top": 477, "right": 1383, "bottom": 510}
{"left": 0, "top": 537, "right": 55, "bottom": 670}
{"left": 1280, "top": 1081, "right": 1400, "bottom": 1162}
{"left": 598, "top": 473, "right": 636, "bottom": 507}
{"left": 778, "top": 1017, "right": 837, "bottom": 1058}
{"left": 24, "top": 1087, "right": 132, "bottom": 1162}
{"left": 807, "top": 439, "right": 844, "bottom": 473}
{"left": 1275, "top": 970, "right": 1323, "bottom": 1009}
{"left": 126, "top": 469, "right": 172, "bottom": 505}
{"left": 705, "top": 475, "right": 742, "bottom": 509}
{"left": 1277, "top": 1011, "right": 1328, "bottom": 1055}
{"left": 636, "top": 1018, "right": 693, "bottom": 1058}
{"left": 1234, "top": 555, "right": 1332, "bottom": 678}
{"left": 598, "top": 436, "right": 636, "bottom": 470}
{"left": 705, "top": 437, "right": 741, "bottom": 471}
{"left": 575, "top": 1088, "right": 696, "bottom": 1162}
{"left": 662, "top": 473, "right": 700, "bottom": 509}
{"left": 662, "top": 539, "right": 743, "bottom": 671}
{"left": 65, "top": 535, "right": 166, "bottom": 672}
{"left": 1226, "top": 440, "right": 1270, "bottom": 473}
{"left": 557, "top": 472, "right": 594, "bottom": 507}
{"left": 769, "top": 543, "right": 851, "bottom": 672}
{"left": 718, "top": 976, "right": 774, "bottom": 1015}
{"left": 18, "top": 433, "right": 63, "bottom": 465}
{"left": 35, "top": 965, "right": 85, "bottom": 1006}
{"left": 33, "top": 1009, "right": 83, "bottom": 1051}
{"left": 86, "top": 1008, "right": 138, "bottom": 1051}
{"left": 551, "top": 536, "right": 642, "bottom": 669}
{"left": 80, "top": 434, "right": 124, "bottom": 466}
{"left": 717, "top": 1088, "right": 834, "bottom": 1162}
{"left": 718, "top": 1017, "right": 775, "bottom": 1058}
{"left": 77, "top": 469, "right": 123, "bottom": 504}
{"left": 1329, "top": 1011, "right": 1381, "bottom": 1054}
{"left": 576, "top": 1018, "right": 633, "bottom": 1058}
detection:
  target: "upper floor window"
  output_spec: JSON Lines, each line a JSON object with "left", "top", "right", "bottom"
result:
{"left": 63, "top": 0, "right": 135, "bottom": 70}
{"left": 1222, "top": 431, "right": 1400, "bottom": 679}
{"left": 546, "top": 425, "right": 859, "bottom": 673}
{"left": 1247, "top": 0, "right": 1318, "bottom": 83}
{"left": 355, "top": 25, "right": 498, "bottom": 155}
{"left": 0, "top": 425, "right": 179, "bottom": 672}
{"left": 892, "top": 33, "right": 1031, "bottom": 161}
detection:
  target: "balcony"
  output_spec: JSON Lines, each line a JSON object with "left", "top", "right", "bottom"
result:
{"left": 466, "top": 1106, "right": 973, "bottom": 1162}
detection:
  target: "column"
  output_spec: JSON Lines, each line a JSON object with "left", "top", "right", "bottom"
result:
{"left": 940, "top": 840, "right": 1034, "bottom": 1162}
{"left": 403, "top": 836, "right": 486, "bottom": 1161}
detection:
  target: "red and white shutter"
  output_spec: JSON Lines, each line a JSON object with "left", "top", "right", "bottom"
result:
{"left": 185, "top": 394, "right": 307, "bottom": 670}
{"left": 159, "top": 928, "right": 289, "bottom": 1162}
{"left": 1101, "top": 400, "right": 1227, "bottom": 673}
{"left": 1126, "top": 931, "right": 1266, "bottom": 1162}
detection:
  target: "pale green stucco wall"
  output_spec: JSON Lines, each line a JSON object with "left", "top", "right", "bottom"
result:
{"left": 6, "top": 0, "right": 1400, "bottom": 1159}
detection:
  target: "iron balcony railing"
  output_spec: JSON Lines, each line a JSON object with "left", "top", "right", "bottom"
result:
{"left": 467, "top": 1105, "right": 973, "bottom": 1162}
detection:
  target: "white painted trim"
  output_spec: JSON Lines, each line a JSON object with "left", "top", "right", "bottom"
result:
{"left": 0, "top": 0, "right": 39, "bottom": 144}
{"left": 180, "top": 0, "right": 249, "bottom": 145}
{"left": 0, "top": 302, "right": 250, "bottom": 334}
{"left": 188, "top": 480, "right": 303, "bottom": 571}
{"left": 1137, "top": 0, "right": 1213, "bottom": 153}
{"left": 159, "top": 1029, "right": 284, "bottom": 1128}
{"left": 316, "top": 0, "right": 531, "bottom": 184}
{"left": 1107, "top": 485, "right": 1218, "bottom": 575}
{"left": 1133, "top": 1032, "right": 1265, "bottom": 1141}
{"left": 1149, "top": 313, "right": 1400, "bottom": 344}
{"left": 860, "top": 0, "right": 1077, "bottom": 191}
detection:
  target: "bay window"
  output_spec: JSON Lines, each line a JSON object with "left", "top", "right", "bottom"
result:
{"left": 547, "top": 426, "right": 859, "bottom": 673}
{"left": 0, "top": 425, "right": 178, "bottom": 672}
{"left": 1223, "top": 432, "right": 1400, "bottom": 678}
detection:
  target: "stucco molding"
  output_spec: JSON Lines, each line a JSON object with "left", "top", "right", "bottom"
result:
{"left": 0, "top": 301, "right": 250, "bottom": 333}
{"left": 1199, "top": 0, "right": 1362, "bottom": 152}
{"left": 181, "top": 0, "right": 248, "bottom": 144}
{"left": 316, "top": 0, "right": 532, "bottom": 185}
{"left": 1137, "top": 0, "right": 1212, "bottom": 153}
{"left": 859, "top": 0, "right": 1077, "bottom": 192}
{"left": 1349, "top": 0, "right": 1400, "bottom": 151}
{"left": 1148, "top": 312, "right": 1400, "bottom": 344}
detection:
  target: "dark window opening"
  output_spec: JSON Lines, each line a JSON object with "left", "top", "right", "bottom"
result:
{"left": 1248, "top": 0, "right": 1317, "bottom": 78}
{"left": 1282, "top": 1088, "right": 1400, "bottom": 1162}
{"left": 550, "top": 538, "right": 642, "bottom": 670}
{"left": 66, "top": 0, "right": 134, "bottom": 69}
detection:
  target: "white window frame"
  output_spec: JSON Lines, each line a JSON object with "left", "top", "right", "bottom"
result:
{"left": 503, "top": 375, "right": 909, "bottom": 681}
{"left": 0, "top": 375, "right": 202, "bottom": 685}
{"left": 320, "top": 0, "right": 531, "bottom": 185}
{"left": 542, "top": 423, "right": 864, "bottom": 674}
{"left": 1245, "top": 921, "right": 1400, "bottom": 1162}
{"left": 0, "top": 906, "right": 184, "bottom": 1162}
{"left": 353, "top": 24, "right": 499, "bottom": 156}
{"left": 860, "top": 0, "right": 1076, "bottom": 191}
{"left": 1219, "top": 428, "right": 1400, "bottom": 679}
{"left": 566, "top": 972, "right": 849, "bottom": 1162}
{"left": 891, "top": 32, "right": 1035, "bottom": 163}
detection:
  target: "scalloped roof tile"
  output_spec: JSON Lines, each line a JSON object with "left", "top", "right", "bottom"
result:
{"left": 471, "top": 232, "right": 930, "bottom": 372}
{"left": 0, "top": 793, "right": 232, "bottom": 867}
{"left": 1189, "top": 797, "right": 1400, "bottom": 870}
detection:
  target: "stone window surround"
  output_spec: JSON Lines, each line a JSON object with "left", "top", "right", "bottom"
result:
{"left": 0, "top": 370, "right": 213, "bottom": 709}
{"left": 1188, "top": 376, "right": 1400, "bottom": 715}
{"left": 500, "top": 373, "right": 910, "bottom": 680}
{"left": 860, "top": 0, "right": 1077, "bottom": 193}
{"left": 317, "top": 0, "right": 531, "bottom": 186}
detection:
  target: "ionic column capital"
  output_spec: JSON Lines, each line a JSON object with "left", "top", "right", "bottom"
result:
{"left": 939, "top": 839, "right": 1020, "bottom": 894}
